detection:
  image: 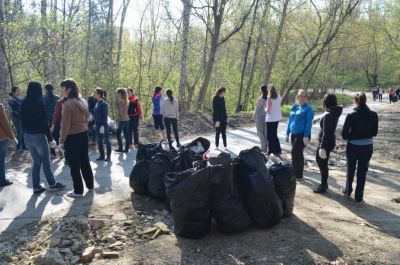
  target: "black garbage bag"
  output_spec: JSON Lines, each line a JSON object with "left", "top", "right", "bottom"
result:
{"left": 148, "top": 153, "right": 175, "bottom": 200}
{"left": 208, "top": 152, "right": 232, "bottom": 166}
{"left": 268, "top": 158, "right": 296, "bottom": 217}
{"left": 179, "top": 137, "right": 210, "bottom": 159}
{"left": 165, "top": 167, "right": 211, "bottom": 239}
{"left": 136, "top": 141, "right": 178, "bottom": 162}
{"left": 210, "top": 163, "right": 251, "bottom": 233}
{"left": 129, "top": 160, "right": 150, "bottom": 195}
{"left": 173, "top": 148, "right": 198, "bottom": 171}
{"left": 237, "top": 146, "right": 268, "bottom": 177}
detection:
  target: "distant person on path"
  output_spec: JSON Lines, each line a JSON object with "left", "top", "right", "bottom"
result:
{"left": 87, "top": 91, "right": 97, "bottom": 143}
{"left": 372, "top": 87, "right": 378, "bottom": 101}
{"left": 213, "top": 87, "right": 228, "bottom": 150}
{"left": 254, "top": 85, "right": 268, "bottom": 153}
{"left": 115, "top": 88, "right": 130, "bottom": 153}
{"left": 94, "top": 88, "right": 111, "bottom": 161}
{"left": 21, "top": 81, "right": 65, "bottom": 194}
{"left": 43, "top": 83, "right": 61, "bottom": 158}
{"left": 395, "top": 87, "right": 400, "bottom": 101}
{"left": 286, "top": 90, "right": 315, "bottom": 179}
{"left": 50, "top": 86, "right": 67, "bottom": 160}
{"left": 265, "top": 84, "right": 282, "bottom": 155}
{"left": 378, "top": 85, "right": 384, "bottom": 102}
{"left": 342, "top": 92, "right": 378, "bottom": 203}
{"left": 314, "top": 94, "right": 343, "bottom": 194}
{"left": 152, "top": 86, "right": 166, "bottom": 141}
{"left": 59, "top": 79, "right": 94, "bottom": 198}
{"left": 388, "top": 87, "right": 395, "bottom": 103}
{"left": 8, "top": 86, "right": 25, "bottom": 152}
{"left": 127, "top": 88, "right": 142, "bottom": 148}
{"left": 161, "top": 89, "right": 181, "bottom": 150}
{"left": 0, "top": 104, "right": 18, "bottom": 187}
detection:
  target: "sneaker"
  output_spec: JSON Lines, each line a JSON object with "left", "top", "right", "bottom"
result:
{"left": 355, "top": 199, "right": 364, "bottom": 203}
{"left": 105, "top": 156, "right": 111, "bottom": 162}
{"left": 96, "top": 156, "right": 105, "bottom": 161}
{"left": 49, "top": 182, "right": 66, "bottom": 191}
{"left": 0, "top": 180, "right": 13, "bottom": 187}
{"left": 67, "top": 191, "right": 83, "bottom": 198}
{"left": 342, "top": 187, "right": 351, "bottom": 198}
{"left": 114, "top": 149, "right": 124, "bottom": 153}
{"left": 313, "top": 185, "right": 328, "bottom": 194}
{"left": 33, "top": 186, "right": 46, "bottom": 195}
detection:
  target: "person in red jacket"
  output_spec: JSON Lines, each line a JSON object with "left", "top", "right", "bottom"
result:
{"left": 127, "top": 88, "right": 142, "bottom": 148}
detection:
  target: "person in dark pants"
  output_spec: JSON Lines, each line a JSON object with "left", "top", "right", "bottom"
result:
{"left": 212, "top": 87, "right": 228, "bottom": 150}
{"left": 152, "top": 86, "right": 166, "bottom": 141}
{"left": 161, "top": 89, "right": 180, "bottom": 150}
{"left": 265, "top": 84, "right": 283, "bottom": 155}
{"left": 286, "top": 90, "right": 315, "bottom": 179}
{"left": 8, "top": 86, "right": 25, "bottom": 152}
{"left": 115, "top": 88, "right": 130, "bottom": 152}
{"left": 21, "top": 81, "right": 65, "bottom": 194}
{"left": 43, "top": 83, "right": 61, "bottom": 158}
{"left": 87, "top": 91, "right": 97, "bottom": 143}
{"left": 93, "top": 88, "right": 112, "bottom": 161}
{"left": 59, "top": 79, "right": 94, "bottom": 198}
{"left": 342, "top": 92, "right": 378, "bottom": 203}
{"left": 314, "top": 94, "right": 343, "bottom": 193}
{"left": 127, "top": 88, "right": 142, "bottom": 148}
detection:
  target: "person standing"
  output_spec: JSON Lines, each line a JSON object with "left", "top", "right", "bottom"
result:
{"left": 59, "top": 79, "right": 94, "bottom": 198}
{"left": 254, "top": 85, "right": 268, "bottom": 153}
{"left": 286, "top": 90, "right": 315, "bottom": 179}
{"left": 93, "top": 88, "right": 111, "bottom": 161}
{"left": 127, "top": 88, "right": 142, "bottom": 148}
{"left": 152, "top": 86, "right": 166, "bottom": 141}
{"left": 378, "top": 85, "right": 384, "bottom": 102}
{"left": 115, "top": 88, "right": 130, "bottom": 152}
{"left": 21, "top": 81, "right": 65, "bottom": 194}
{"left": 342, "top": 92, "right": 378, "bottom": 203}
{"left": 265, "top": 84, "right": 282, "bottom": 156}
{"left": 8, "top": 87, "right": 25, "bottom": 152}
{"left": 314, "top": 94, "right": 343, "bottom": 193}
{"left": 212, "top": 87, "right": 228, "bottom": 150}
{"left": 43, "top": 83, "right": 61, "bottom": 158}
{"left": 388, "top": 87, "right": 394, "bottom": 103}
{"left": 161, "top": 89, "right": 180, "bottom": 150}
{"left": 87, "top": 91, "right": 97, "bottom": 143}
{"left": 0, "top": 104, "right": 18, "bottom": 187}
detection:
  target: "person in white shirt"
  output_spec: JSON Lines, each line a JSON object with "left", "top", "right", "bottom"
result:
{"left": 265, "top": 84, "right": 282, "bottom": 155}
{"left": 161, "top": 89, "right": 181, "bottom": 149}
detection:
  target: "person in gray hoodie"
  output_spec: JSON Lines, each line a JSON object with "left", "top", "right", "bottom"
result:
{"left": 254, "top": 85, "right": 268, "bottom": 153}
{"left": 314, "top": 93, "right": 343, "bottom": 194}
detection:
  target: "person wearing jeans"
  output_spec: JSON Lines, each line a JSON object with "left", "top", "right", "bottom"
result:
{"left": 115, "top": 88, "right": 130, "bottom": 152}
{"left": 0, "top": 104, "right": 18, "bottom": 187}
{"left": 254, "top": 85, "right": 268, "bottom": 153}
{"left": 59, "top": 79, "right": 94, "bottom": 198}
{"left": 152, "top": 86, "right": 166, "bottom": 141}
{"left": 161, "top": 89, "right": 180, "bottom": 150}
{"left": 342, "top": 92, "right": 378, "bottom": 203}
{"left": 265, "top": 84, "right": 282, "bottom": 155}
{"left": 8, "top": 87, "right": 25, "bottom": 151}
{"left": 286, "top": 90, "right": 314, "bottom": 179}
{"left": 21, "top": 81, "right": 65, "bottom": 194}
{"left": 212, "top": 87, "right": 228, "bottom": 150}
{"left": 127, "top": 88, "right": 142, "bottom": 148}
{"left": 314, "top": 94, "right": 343, "bottom": 194}
{"left": 93, "top": 88, "right": 111, "bottom": 161}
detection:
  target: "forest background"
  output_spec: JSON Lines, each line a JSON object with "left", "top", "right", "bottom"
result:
{"left": 0, "top": 0, "right": 399, "bottom": 118}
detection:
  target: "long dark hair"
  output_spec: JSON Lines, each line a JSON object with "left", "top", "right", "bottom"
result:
{"left": 9, "top": 86, "right": 19, "bottom": 97}
{"left": 25, "top": 81, "right": 43, "bottom": 101}
{"left": 323, "top": 93, "right": 337, "bottom": 109}
{"left": 268, "top": 84, "right": 278, "bottom": 99}
{"left": 260, "top": 85, "right": 268, "bottom": 100}
{"left": 166, "top": 89, "right": 174, "bottom": 103}
{"left": 214, "top": 87, "right": 226, "bottom": 97}
{"left": 60, "top": 79, "right": 80, "bottom": 99}
{"left": 44, "top": 83, "right": 56, "bottom": 104}
{"left": 154, "top": 86, "right": 162, "bottom": 95}
{"left": 354, "top": 92, "right": 367, "bottom": 106}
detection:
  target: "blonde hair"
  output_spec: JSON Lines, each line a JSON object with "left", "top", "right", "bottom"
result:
{"left": 297, "top": 90, "right": 308, "bottom": 100}
{"left": 116, "top": 88, "right": 129, "bottom": 103}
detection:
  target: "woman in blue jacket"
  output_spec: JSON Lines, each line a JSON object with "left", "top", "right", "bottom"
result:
{"left": 286, "top": 90, "right": 315, "bottom": 179}
{"left": 94, "top": 88, "right": 111, "bottom": 161}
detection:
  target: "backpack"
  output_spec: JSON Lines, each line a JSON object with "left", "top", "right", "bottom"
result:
{"left": 128, "top": 100, "right": 138, "bottom": 115}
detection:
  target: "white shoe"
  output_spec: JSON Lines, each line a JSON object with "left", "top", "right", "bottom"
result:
{"left": 67, "top": 191, "right": 83, "bottom": 198}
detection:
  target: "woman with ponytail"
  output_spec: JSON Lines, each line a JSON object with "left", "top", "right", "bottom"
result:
{"left": 160, "top": 89, "right": 180, "bottom": 150}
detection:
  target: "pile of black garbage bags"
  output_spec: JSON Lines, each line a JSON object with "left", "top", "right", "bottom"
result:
{"left": 129, "top": 137, "right": 296, "bottom": 239}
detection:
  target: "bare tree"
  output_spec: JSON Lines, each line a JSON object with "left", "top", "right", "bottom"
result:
{"left": 116, "top": 0, "right": 131, "bottom": 69}
{"left": 41, "top": 0, "right": 50, "bottom": 81}
{"left": 0, "top": 0, "right": 8, "bottom": 106}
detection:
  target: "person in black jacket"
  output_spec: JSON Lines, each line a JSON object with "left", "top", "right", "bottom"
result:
{"left": 21, "top": 81, "right": 65, "bottom": 194}
{"left": 212, "top": 87, "right": 228, "bottom": 149}
{"left": 8, "top": 86, "right": 26, "bottom": 151}
{"left": 342, "top": 92, "right": 378, "bottom": 202}
{"left": 314, "top": 94, "right": 343, "bottom": 193}
{"left": 93, "top": 88, "right": 111, "bottom": 161}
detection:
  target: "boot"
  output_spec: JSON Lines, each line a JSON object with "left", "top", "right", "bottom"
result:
{"left": 105, "top": 146, "right": 112, "bottom": 161}
{"left": 313, "top": 184, "right": 328, "bottom": 194}
{"left": 96, "top": 145, "right": 105, "bottom": 161}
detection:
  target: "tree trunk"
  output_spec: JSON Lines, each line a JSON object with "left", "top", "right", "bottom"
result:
{"left": 82, "top": 0, "right": 92, "bottom": 97}
{"left": 116, "top": 0, "right": 131, "bottom": 69}
{"left": 41, "top": 0, "right": 50, "bottom": 81}
{"left": 178, "top": 0, "right": 191, "bottom": 111}
{"left": 0, "top": 1, "right": 8, "bottom": 106}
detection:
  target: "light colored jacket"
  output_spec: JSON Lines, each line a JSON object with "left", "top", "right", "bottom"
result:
{"left": 116, "top": 97, "right": 129, "bottom": 122}
{"left": 161, "top": 97, "right": 179, "bottom": 119}
{"left": 0, "top": 104, "right": 16, "bottom": 141}
{"left": 60, "top": 98, "right": 89, "bottom": 144}
{"left": 254, "top": 98, "right": 267, "bottom": 122}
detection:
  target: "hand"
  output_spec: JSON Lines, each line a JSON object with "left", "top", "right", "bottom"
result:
{"left": 11, "top": 138, "right": 18, "bottom": 146}
{"left": 49, "top": 140, "right": 57, "bottom": 149}
{"left": 285, "top": 135, "right": 290, "bottom": 143}
{"left": 99, "top": 126, "right": 105, "bottom": 134}
{"left": 50, "top": 125, "right": 55, "bottom": 133}
{"left": 303, "top": 137, "right": 310, "bottom": 146}
{"left": 58, "top": 143, "right": 64, "bottom": 151}
{"left": 319, "top": 148, "right": 327, "bottom": 159}
{"left": 215, "top": 121, "right": 220, "bottom": 128}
